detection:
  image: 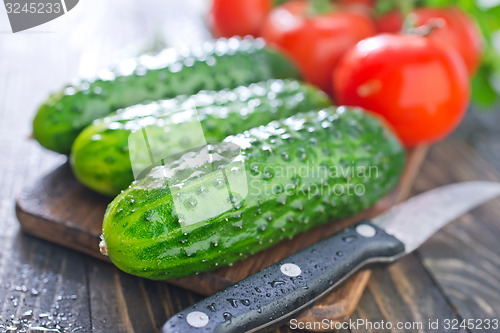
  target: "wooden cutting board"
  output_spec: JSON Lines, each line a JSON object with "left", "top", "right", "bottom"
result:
{"left": 16, "top": 146, "right": 427, "bottom": 331}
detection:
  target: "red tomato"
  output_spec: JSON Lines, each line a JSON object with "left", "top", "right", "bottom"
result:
{"left": 375, "top": 10, "right": 402, "bottom": 32}
{"left": 377, "top": 7, "right": 483, "bottom": 76}
{"left": 333, "top": 33, "right": 470, "bottom": 147}
{"left": 210, "top": 0, "right": 272, "bottom": 38}
{"left": 262, "top": 0, "right": 376, "bottom": 93}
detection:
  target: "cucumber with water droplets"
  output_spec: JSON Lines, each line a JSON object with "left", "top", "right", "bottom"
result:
{"left": 100, "top": 107, "right": 405, "bottom": 280}
{"left": 71, "top": 80, "right": 331, "bottom": 196}
{"left": 33, "top": 37, "right": 299, "bottom": 154}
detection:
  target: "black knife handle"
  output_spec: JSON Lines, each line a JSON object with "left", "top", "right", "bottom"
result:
{"left": 161, "top": 221, "right": 405, "bottom": 333}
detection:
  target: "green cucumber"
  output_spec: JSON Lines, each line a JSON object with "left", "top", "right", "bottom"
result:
{"left": 100, "top": 107, "right": 405, "bottom": 280}
{"left": 71, "top": 80, "right": 331, "bottom": 196}
{"left": 33, "top": 38, "right": 299, "bottom": 154}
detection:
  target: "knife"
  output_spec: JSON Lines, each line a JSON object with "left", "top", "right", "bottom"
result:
{"left": 161, "top": 181, "right": 500, "bottom": 333}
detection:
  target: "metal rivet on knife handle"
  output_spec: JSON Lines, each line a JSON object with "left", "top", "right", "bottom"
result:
{"left": 356, "top": 224, "right": 377, "bottom": 238}
{"left": 186, "top": 311, "right": 209, "bottom": 328}
{"left": 280, "top": 263, "right": 302, "bottom": 277}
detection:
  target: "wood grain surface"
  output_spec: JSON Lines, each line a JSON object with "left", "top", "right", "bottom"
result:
{"left": 0, "top": 1, "right": 499, "bottom": 332}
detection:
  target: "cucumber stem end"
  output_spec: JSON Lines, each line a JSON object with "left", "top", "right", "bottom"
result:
{"left": 99, "top": 237, "right": 109, "bottom": 256}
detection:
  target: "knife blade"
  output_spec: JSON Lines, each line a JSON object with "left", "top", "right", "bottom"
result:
{"left": 161, "top": 181, "right": 500, "bottom": 333}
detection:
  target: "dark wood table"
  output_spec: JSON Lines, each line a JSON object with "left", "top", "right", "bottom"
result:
{"left": 1, "top": 1, "right": 499, "bottom": 332}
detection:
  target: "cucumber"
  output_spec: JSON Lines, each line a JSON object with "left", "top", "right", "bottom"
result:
{"left": 100, "top": 107, "right": 405, "bottom": 280}
{"left": 33, "top": 37, "right": 299, "bottom": 154}
{"left": 71, "top": 80, "right": 331, "bottom": 196}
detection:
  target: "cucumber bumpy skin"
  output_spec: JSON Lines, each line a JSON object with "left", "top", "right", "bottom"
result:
{"left": 71, "top": 80, "right": 331, "bottom": 196}
{"left": 33, "top": 37, "right": 299, "bottom": 154}
{"left": 101, "top": 107, "right": 406, "bottom": 280}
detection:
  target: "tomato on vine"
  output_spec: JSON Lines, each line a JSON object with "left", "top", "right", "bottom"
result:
{"left": 333, "top": 33, "right": 470, "bottom": 147}
{"left": 377, "top": 7, "right": 483, "bottom": 76}
{"left": 261, "top": 0, "right": 376, "bottom": 92}
{"left": 210, "top": 0, "right": 272, "bottom": 38}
